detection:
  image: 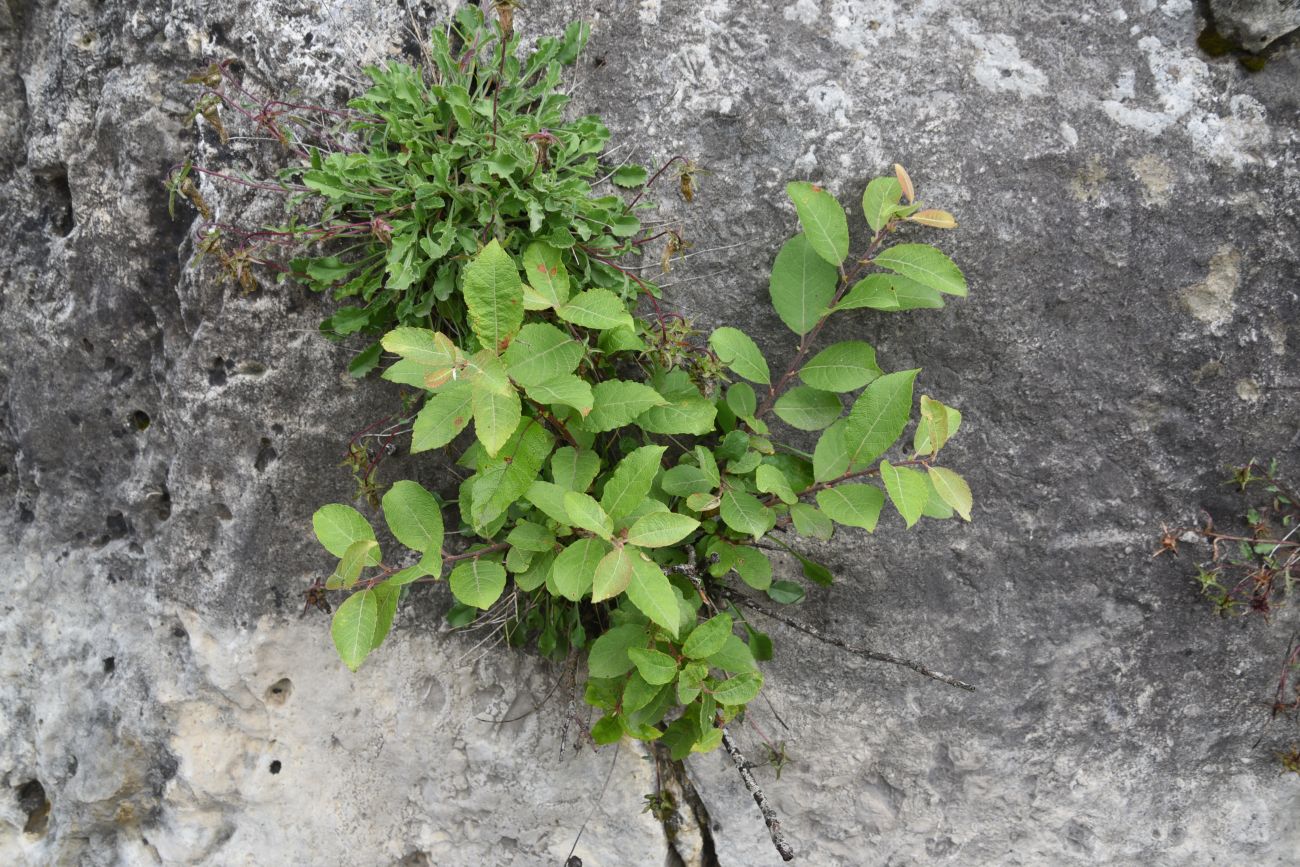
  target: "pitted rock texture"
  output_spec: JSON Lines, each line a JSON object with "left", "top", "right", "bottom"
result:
{"left": 2, "top": 1, "right": 1299, "bottom": 865}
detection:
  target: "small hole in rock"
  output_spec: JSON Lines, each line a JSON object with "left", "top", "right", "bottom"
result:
{"left": 102, "top": 657, "right": 115, "bottom": 674}
{"left": 131, "top": 410, "right": 150, "bottom": 431}
{"left": 265, "top": 678, "right": 293, "bottom": 705}
{"left": 17, "top": 780, "right": 51, "bottom": 836}
{"left": 268, "top": 760, "right": 282, "bottom": 775}
{"left": 172, "top": 625, "right": 188, "bottom": 640}
{"left": 214, "top": 503, "right": 233, "bottom": 521}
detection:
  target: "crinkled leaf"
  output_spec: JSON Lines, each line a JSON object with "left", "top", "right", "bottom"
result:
{"left": 525, "top": 374, "right": 593, "bottom": 416}
{"left": 503, "top": 322, "right": 583, "bottom": 386}
{"left": 862, "top": 176, "right": 903, "bottom": 232}
{"left": 711, "top": 670, "right": 763, "bottom": 706}
{"left": 637, "top": 397, "right": 717, "bottom": 435}
{"left": 720, "top": 488, "right": 775, "bottom": 540}
{"left": 472, "top": 384, "right": 522, "bottom": 457}
{"left": 520, "top": 242, "right": 570, "bottom": 310}
{"left": 834, "top": 272, "right": 944, "bottom": 313}
{"left": 551, "top": 447, "right": 602, "bottom": 492}
{"left": 462, "top": 239, "right": 524, "bottom": 350}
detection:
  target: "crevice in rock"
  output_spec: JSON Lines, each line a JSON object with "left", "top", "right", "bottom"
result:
{"left": 651, "top": 743, "right": 719, "bottom": 867}
{"left": 17, "top": 779, "right": 51, "bottom": 836}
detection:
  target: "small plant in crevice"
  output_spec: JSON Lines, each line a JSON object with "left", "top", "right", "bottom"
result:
{"left": 171, "top": 5, "right": 977, "bottom": 858}
{"left": 1159, "top": 458, "right": 1300, "bottom": 770}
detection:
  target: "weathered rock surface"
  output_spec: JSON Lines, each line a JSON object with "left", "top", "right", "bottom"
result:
{"left": 2, "top": 1, "right": 1299, "bottom": 865}
{"left": 1210, "top": 0, "right": 1300, "bottom": 52}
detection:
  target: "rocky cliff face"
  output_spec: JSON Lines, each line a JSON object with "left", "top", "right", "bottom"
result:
{"left": 3, "top": 1, "right": 1299, "bottom": 865}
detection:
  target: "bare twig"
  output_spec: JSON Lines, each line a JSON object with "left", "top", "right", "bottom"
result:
{"left": 722, "top": 729, "right": 795, "bottom": 861}
{"left": 716, "top": 586, "right": 976, "bottom": 692}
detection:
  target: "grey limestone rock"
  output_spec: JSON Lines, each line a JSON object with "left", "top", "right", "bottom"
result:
{"left": 2, "top": 1, "right": 1299, "bottom": 865}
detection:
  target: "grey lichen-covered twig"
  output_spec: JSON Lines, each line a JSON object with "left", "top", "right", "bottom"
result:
{"left": 716, "top": 586, "right": 976, "bottom": 692}
{"left": 721, "top": 729, "right": 795, "bottom": 861}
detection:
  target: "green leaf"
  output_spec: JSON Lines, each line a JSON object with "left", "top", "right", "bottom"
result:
{"left": 332, "top": 589, "right": 380, "bottom": 671}
{"left": 798, "top": 552, "right": 833, "bottom": 586}
{"left": 921, "top": 473, "right": 956, "bottom": 520}
{"left": 525, "top": 374, "right": 593, "bottom": 416}
{"left": 862, "top": 176, "right": 904, "bottom": 232}
{"left": 874, "top": 243, "right": 967, "bottom": 297}
{"left": 329, "top": 539, "right": 379, "bottom": 589}
{"left": 790, "top": 503, "right": 834, "bottom": 540}
{"left": 564, "top": 491, "right": 613, "bottom": 539}
{"left": 711, "top": 670, "right": 763, "bottom": 706}
{"left": 370, "top": 584, "right": 398, "bottom": 650}
{"left": 812, "top": 419, "right": 850, "bottom": 482}
{"left": 449, "top": 559, "right": 507, "bottom": 609}
{"left": 767, "top": 580, "right": 805, "bottom": 605}
{"left": 914, "top": 397, "right": 962, "bottom": 455}
{"left": 582, "top": 380, "right": 666, "bottom": 432}
{"left": 708, "top": 634, "right": 758, "bottom": 672}
{"left": 592, "top": 544, "right": 637, "bottom": 602}
{"left": 558, "top": 288, "right": 634, "bottom": 331}
{"left": 590, "top": 715, "right": 624, "bottom": 745}
{"left": 313, "top": 504, "right": 379, "bottom": 560}
{"left": 681, "top": 613, "right": 733, "bottom": 660}
{"left": 799, "top": 341, "right": 882, "bottom": 392}
{"left": 708, "top": 327, "right": 770, "bottom": 385}
{"left": 768, "top": 234, "right": 839, "bottom": 335}
{"left": 628, "top": 647, "right": 678, "bottom": 685}
{"left": 786, "top": 181, "right": 849, "bottom": 266}
{"left": 348, "top": 341, "right": 382, "bottom": 378}
{"left": 880, "top": 460, "right": 928, "bottom": 528}
{"left": 462, "top": 239, "right": 524, "bottom": 350}
{"left": 520, "top": 242, "right": 570, "bottom": 310}
{"left": 774, "top": 386, "right": 842, "bottom": 431}
{"left": 470, "top": 421, "right": 554, "bottom": 529}
{"left": 551, "top": 447, "right": 601, "bottom": 492}
{"left": 503, "top": 322, "right": 583, "bottom": 386}
{"left": 660, "top": 716, "right": 701, "bottom": 760}
{"left": 611, "top": 164, "right": 649, "bottom": 187}
{"left": 600, "top": 445, "right": 667, "bottom": 521}
{"left": 843, "top": 369, "right": 919, "bottom": 466}
{"left": 621, "top": 671, "right": 662, "bottom": 715}
{"left": 381, "top": 327, "right": 460, "bottom": 371}
{"left": 381, "top": 480, "right": 444, "bottom": 554}
{"left": 726, "top": 383, "right": 757, "bottom": 419}
{"left": 587, "top": 623, "right": 648, "bottom": 678}
{"left": 834, "top": 272, "right": 944, "bottom": 313}
{"left": 410, "top": 381, "right": 474, "bottom": 452}
{"left": 720, "top": 488, "right": 775, "bottom": 540}
{"left": 507, "top": 520, "right": 556, "bottom": 553}
{"left": 552, "top": 537, "right": 610, "bottom": 600}
{"left": 627, "top": 551, "right": 680, "bottom": 637}
{"left": 755, "top": 465, "right": 797, "bottom": 505}
{"left": 662, "top": 464, "right": 716, "bottom": 497}
{"left": 626, "top": 512, "right": 700, "bottom": 548}
{"left": 733, "top": 547, "right": 773, "bottom": 590}
{"left": 525, "top": 480, "right": 573, "bottom": 526}
{"left": 816, "top": 484, "right": 884, "bottom": 531}
{"left": 472, "top": 385, "right": 522, "bottom": 457}
{"left": 927, "top": 466, "right": 973, "bottom": 521}
{"left": 637, "top": 397, "right": 717, "bottom": 435}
